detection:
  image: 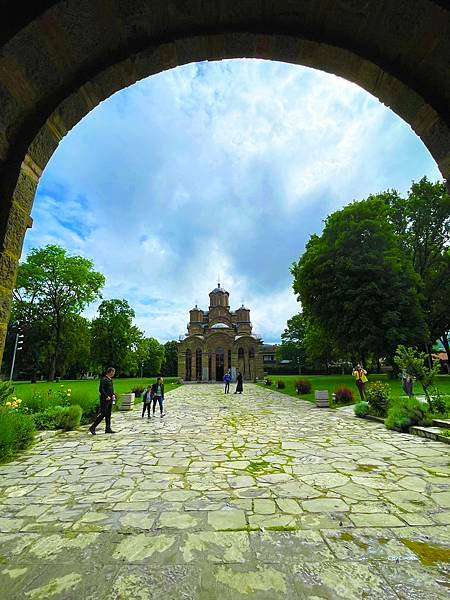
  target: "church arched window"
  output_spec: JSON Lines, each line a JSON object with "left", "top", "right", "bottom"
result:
{"left": 238, "top": 347, "right": 244, "bottom": 361}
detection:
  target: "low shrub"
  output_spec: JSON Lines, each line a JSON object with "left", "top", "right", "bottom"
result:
{"left": 366, "top": 381, "right": 391, "bottom": 417}
{"left": 385, "top": 397, "right": 432, "bottom": 432}
{"left": 67, "top": 392, "right": 98, "bottom": 423}
{"left": 354, "top": 401, "right": 370, "bottom": 418}
{"left": 296, "top": 380, "right": 312, "bottom": 394}
{"left": 32, "top": 406, "right": 65, "bottom": 430}
{"left": 276, "top": 380, "right": 285, "bottom": 389}
{"left": 59, "top": 405, "right": 82, "bottom": 430}
{"left": 132, "top": 385, "right": 145, "bottom": 398}
{"left": 32, "top": 405, "right": 82, "bottom": 431}
{"left": 265, "top": 379, "right": 272, "bottom": 386}
{"left": 0, "top": 410, "right": 35, "bottom": 463}
{"left": 334, "top": 386, "right": 354, "bottom": 404}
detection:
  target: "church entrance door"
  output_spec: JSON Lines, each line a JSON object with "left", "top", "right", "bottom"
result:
{"left": 215, "top": 349, "right": 225, "bottom": 382}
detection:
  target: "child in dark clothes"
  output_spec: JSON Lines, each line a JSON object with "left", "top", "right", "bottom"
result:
{"left": 142, "top": 385, "right": 152, "bottom": 418}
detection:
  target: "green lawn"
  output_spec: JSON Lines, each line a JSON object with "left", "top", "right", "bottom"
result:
{"left": 11, "top": 377, "right": 180, "bottom": 403}
{"left": 258, "top": 374, "right": 450, "bottom": 405}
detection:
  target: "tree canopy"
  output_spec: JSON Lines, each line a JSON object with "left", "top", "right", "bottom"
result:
{"left": 291, "top": 197, "right": 428, "bottom": 362}
{"left": 13, "top": 245, "right": 105, "bottom": 380}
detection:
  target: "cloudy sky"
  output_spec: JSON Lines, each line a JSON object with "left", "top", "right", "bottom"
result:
{"left": 24, "top": 59, "right": 441, "bottom": 343}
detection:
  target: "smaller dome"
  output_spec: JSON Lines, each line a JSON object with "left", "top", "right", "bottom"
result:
{"left": 211, "top": 322, "right": 229, "bottom": 329}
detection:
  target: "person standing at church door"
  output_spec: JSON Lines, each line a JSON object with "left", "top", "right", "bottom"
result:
{"left": 234, "top": 370, "right": 243, "bottom": 394}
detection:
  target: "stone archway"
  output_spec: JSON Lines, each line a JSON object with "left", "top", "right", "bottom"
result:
{"left": 0, "top": 0, "right": 449, "bottom": 360}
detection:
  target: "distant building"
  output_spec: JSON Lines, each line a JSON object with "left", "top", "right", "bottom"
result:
{"left": 178, "top": 284, "right": 264, "bottom": 381}
{"left": 262, "top": 344, "right": 278, "bottom": 366}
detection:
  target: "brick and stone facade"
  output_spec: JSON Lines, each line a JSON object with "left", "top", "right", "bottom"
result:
{"left": 178, "top": 285, "right": 263, "bottom": 382}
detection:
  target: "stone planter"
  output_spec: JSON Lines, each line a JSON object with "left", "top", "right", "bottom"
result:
{"left": 119, "top": 392, "right": 135, "bottom": 411}
{"left": 315, "top": 390, "right": 329, "bottom": 408}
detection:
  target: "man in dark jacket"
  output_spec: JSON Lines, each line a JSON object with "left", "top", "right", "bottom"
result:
{"left": 89, "top": 367, "right": 116, "bottom": 434}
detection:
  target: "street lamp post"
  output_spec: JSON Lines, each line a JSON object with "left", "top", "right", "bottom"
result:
{"left": 140, "top": 361, "right": 144, "bottom": 379}
{"left": 10, "top": 333, "right": 24, "bottom": 381}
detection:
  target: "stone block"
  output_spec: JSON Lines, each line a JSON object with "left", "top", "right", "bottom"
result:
{"left": 0, "top": 252, "right": 19, "bottom": 289}
{"left": 3, "top": 201, "right": 29, "bottom": 257}
{"left": 315, "top": 390, "right": 329, "bottom": 408}
{"left": 119, "top": 392, "right": 135, "bottom": 411}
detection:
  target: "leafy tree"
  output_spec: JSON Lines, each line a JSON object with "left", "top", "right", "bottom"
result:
{"left": 292, "top": 198, "right": 427, "bottom": 362}
{"left": 91, "top": 299, "right": 141, "bottom": 373}
{"left": 303, "top": 317, "right": 338, "bottom": 373}
{"left": 128, "top": 336, "right": 165, "bottom": 377}
{"left": 162, "top": 340, "right": 178, "bottom": 376}
{"left": 60, "top": 315, "right": 92, "bottom": 378}
{"left": 13, "top": 245, "right": 104, "bottom": 380}
{"left": 144, "top": 338, "right": 165, "bottom": 376}
{"left": 277, "top": 314, "right": 307, "bottom": 372}
{"left": 385, "top": 178, "right": 450, "bottom": 366}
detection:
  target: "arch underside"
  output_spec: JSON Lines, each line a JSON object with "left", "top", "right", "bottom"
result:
{"left": 0, "top": 0, "right": 449, "bottom": 361}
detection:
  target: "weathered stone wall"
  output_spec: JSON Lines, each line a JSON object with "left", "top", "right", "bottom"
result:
{"left": 0, "top": 0, "right": 449, "bottom": 364}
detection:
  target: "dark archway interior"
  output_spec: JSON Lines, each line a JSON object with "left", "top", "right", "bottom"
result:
{"left": 0, "top": 0, "right": 449, "bottom": 363}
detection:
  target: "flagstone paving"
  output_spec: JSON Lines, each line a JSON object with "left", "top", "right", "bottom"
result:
{"left": 0, "top": 383, "right": 449, "bottom": 598}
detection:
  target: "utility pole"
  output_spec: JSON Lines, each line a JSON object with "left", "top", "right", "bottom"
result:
{"left": 140, "top": 362, "right": 144, "bottom": 379}
{"left": 9, "top": 333, "right": 24, "bottom": 381}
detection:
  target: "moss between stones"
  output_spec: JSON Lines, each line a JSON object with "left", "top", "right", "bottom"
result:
{"left": 356, "top": 464, "right": 377, "bottom": 472}
{"left": 338, "top": 532, "right": 369, "bottom": 550}
{"left": 425, "top": 468, "right": 449, "bottom": 478}
{"left": 63, "top": 530, "right": 77, "bottom": 539}
{"left": 400, "top": 539, "right": 450, "bottom": 565}
{"left": 244, "top": 459, "right": 286, "bottom": 476}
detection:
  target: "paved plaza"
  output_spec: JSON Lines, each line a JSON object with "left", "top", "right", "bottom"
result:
{"left": 0, "top": 384, "right": 449, "bottom": 599}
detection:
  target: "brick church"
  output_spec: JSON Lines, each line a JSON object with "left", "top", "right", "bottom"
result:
{"left": 178, "top": 284, "right": 264, "bottom": 382}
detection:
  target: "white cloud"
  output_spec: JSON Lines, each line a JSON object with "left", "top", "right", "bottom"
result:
{"left": 24, "top": 59, "right": 441, "bottom": 342}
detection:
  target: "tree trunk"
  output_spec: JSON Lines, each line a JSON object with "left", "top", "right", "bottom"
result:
{"left": 48, "top": 315, "right": 61, "bottom": 381}
{"left": 424, "top": 343, "right": 433, "bottom": 369}
{"left": 440, "top": 333, "right": 450, "bottom": 374}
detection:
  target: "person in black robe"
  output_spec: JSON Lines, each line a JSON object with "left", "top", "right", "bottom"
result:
{"left": 234, "top": 370, "right": 243, "bottom": 394}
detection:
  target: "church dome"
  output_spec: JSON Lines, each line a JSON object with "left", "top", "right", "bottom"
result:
{"left": 210, "top": 283, "right": 228, "bottom": 295}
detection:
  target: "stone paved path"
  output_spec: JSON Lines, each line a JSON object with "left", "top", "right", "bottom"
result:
{"left": 0, "top": 384, "right": 449, "bottom": 599}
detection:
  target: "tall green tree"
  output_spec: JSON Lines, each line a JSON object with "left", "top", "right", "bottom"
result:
{"left": 13, "top": 245, "right": 104, "bottom": 380}
{"left": 162, "top": 340, "right": 178, "bottom": 376}
{"left": 277, "top": 313, "right": 307, "bottom": 372}
{"left": 144, "top": 338, "right": 165, "bottom": 376}
{"left": 291, "top": 197, "right": 427, "bottom": 362}
{"left": 91, "top": 299, "right": 141, "bottom": 373}
{"left": 385, "top": 177, "right": 450, "bottom": 366}
{"left": 303, "top": 317, "right": 338, "bottom": 373}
